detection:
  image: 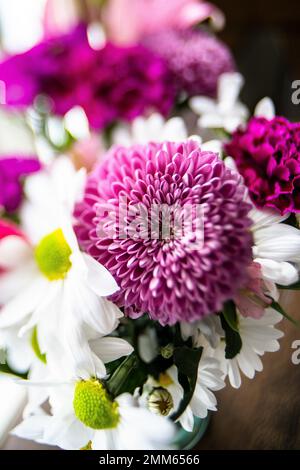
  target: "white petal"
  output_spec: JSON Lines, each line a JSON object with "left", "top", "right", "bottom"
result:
{"left": 0, "top": 236, "right": 32, "bottom": 269}
{"left": 12, "top": 413, "right": 50, "bottom": 443}
{"left": 201, "top": 139, "right": 223, "bottom": 155}
{"left": 254, "top": 97, "right": 275, "bottom": 119}
{"left": 179, "top": 405, "right": 194, "bottom": 432}
{"left": 90, "top": 337, "right": 133, "bottom": 364}
{"left": 250, "top": 207, "right": 288, "bottom": 231}
{"left": 0, "top": 274, "right": 48, "bottom": 329}
{"left": 227, "top": 360, "right": 242, "bottom": 389}
{"left": 189, "top": 96, "right": 217, "bottom": 115}
{"left": 223, "top": 111, "right": 248, "bottom": 133}
{"left": 255, "top": 258, "right": 299, "bottom": 286}
{"left": 254, "top": 224, "right": 300, "bottom": 262}
{"left": 43, "top": 414, "right": 93, "bottom": 450}
{"left": 162, "top": 117, "right": 188, "bottom": 142}
{"left": 218, "top": 73, "right": 244, "bottom": 110}
{"left": 198, "top": 113, "right": 224, "bottom": 129}
{"left": 0, "top": 261, "right": 37, "bottom": 304}
{"left": 120, "top": 402, "right": 175, "bottom": 449}
{"left": 83, "top": 253, "right": 119, "bottom": 296}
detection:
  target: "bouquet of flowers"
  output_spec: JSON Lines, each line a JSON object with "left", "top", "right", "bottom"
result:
{"left": 0, "top": 0, "right": 299, "bottom": 451}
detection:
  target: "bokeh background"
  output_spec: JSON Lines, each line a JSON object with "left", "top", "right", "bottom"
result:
{"left": 212, "top": 0, "right": 300, "bottom": 119}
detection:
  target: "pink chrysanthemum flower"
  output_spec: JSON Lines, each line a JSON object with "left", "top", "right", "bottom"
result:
{"left": 75, "top": 141, "right": 253, "bottom": 325}
{"left": 143, "top": 29, "right": 235, "bottom": 97}
{"left": 225, "top": 116, "right": 300, "bottom": 214}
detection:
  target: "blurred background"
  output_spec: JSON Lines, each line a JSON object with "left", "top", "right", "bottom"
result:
{"left": 214, "top": 0, "right": 300, "bottom": 119}
{"left": 1, "top": 0, "right": 300, "bottom": 119}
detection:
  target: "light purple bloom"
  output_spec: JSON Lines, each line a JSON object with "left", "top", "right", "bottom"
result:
{"left": 0, "top": 157, "right": 41, "bottom": 213}
{"left": 75, "top": 141, "right": 253, "bottom": 326}
{"left": 143, "top": 29, "right": 235, "bottom": 97}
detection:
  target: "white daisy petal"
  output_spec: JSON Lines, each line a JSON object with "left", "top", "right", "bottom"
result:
{"left": 0, "top": 236, "right": 32, "bottom": 269}
{"left": 179, "top": 405, "right": 194, "bottom": 432}
{"left": 89, "top": 337, "right": 133, "bottom": 364}
{"left": 255, "top": 258, "right": 299, "bottom": 285}
{"left": 0, "top": 274, "right": 48, "bottom": 329}
{"left": 12, "top": 413, "right": 50, "bottom": 443}
{"left": 82, "top": 253, "right": 119, "bottom": 297}
{"left": 254, "top": 97, "right": 275, "bottom": 119}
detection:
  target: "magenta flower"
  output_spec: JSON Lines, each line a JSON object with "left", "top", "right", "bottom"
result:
{"left": 225, "top": 117, "right": 300, "bottom": 214}
{"left": 0, "top": 157, "right": 41, "bottom": 213}
{"left": 75, "top": 141, "right": 253, "bottom": 326}
{"left": 0, "top": 25, "right": 176, "bottom": 129}
{"left": 143, "top": 29, "right": 235, "bottom": 97}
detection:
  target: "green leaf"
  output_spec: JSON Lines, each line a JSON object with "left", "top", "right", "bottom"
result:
{"left": 171, "top": 346, "right": 202, "bottom": 421}
{"left": 106, "top": 353, "right": 147, "bottom": 398}
{"left": 277, "top": 281, "right": 300, "bottom": 291}
{"left": 0, "top": 362, "right": 28, "bottom": 380}
{"left": 221, "top": 309, "right": 242, "bottom": 359}
{"left": 270, "top": 300, "right": 300, "bottom": 328}
{"left": 222, "top": 301, "right": 239, "bottom": 332}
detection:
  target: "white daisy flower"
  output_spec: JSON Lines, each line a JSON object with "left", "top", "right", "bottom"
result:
{"left": 13, "top": 377, "right": 175, "bottom": 450}
{"left": 196, "top": 310, "right": 283, "bottom": 389}
{"left": 140, "top": 358, "right": 224, "bottom": 433}
{"left": 0, "top": 158, "right": 124, "bottom": 377}
{"left": 189, "top": 72, "right": 249, "bottom": 133}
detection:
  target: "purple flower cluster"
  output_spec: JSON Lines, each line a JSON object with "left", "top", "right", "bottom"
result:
{"left": 226, "top": 117, "right": 300, "bottom": 214}
{"left": 143, "top": 29, "right": 235, "bottom": 97}
{"left": 0, "top": 157, "right": 41, "bottom": 213}
{"left": 75, "top": 141, "right": 253, "bottom": 326}
{"left": 0, "top": 25, "right": 176, "bottom": 129}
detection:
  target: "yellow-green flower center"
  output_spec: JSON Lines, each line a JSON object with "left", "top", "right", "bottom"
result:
{"left": 35, "top": 229, "right": 72, "bottom": 280}
{"left": 73, "top": 380, "right": 120, "bottom": 430}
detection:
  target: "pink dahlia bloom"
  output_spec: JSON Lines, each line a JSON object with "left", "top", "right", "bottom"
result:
{"left": 226, "top": 117, "right": 300, "bottom": 215}
{"left": 143, "top": 29, "right": 235, "bottom": 97}
{"left": 75, "top": 141, "right": 253, "bottom": 325}
{"left": 103, "top": 0, "right": 225, "bottom": 45}
{"left": 0, "top": 25, "right": 175, "bottom": 129}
